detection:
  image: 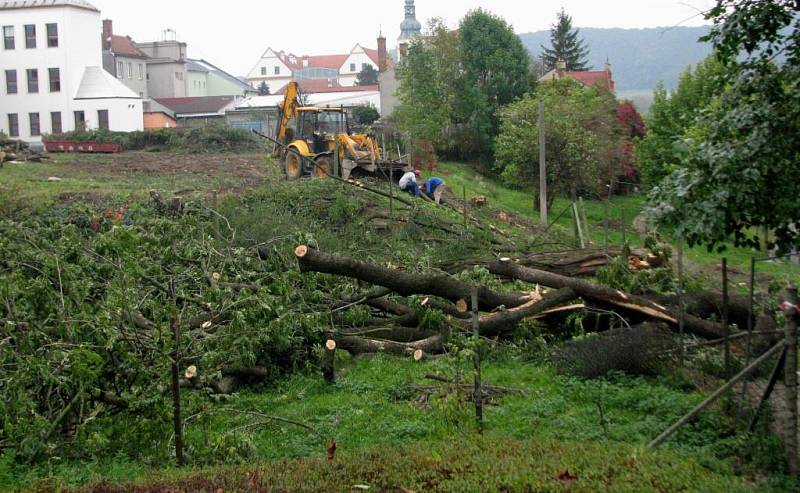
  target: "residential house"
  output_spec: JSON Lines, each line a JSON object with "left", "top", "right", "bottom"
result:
{"left": 245, "top": 43, "right": 381, "bottom": 91}
{"left": 0, "top": 0, "right": 143, "bottom": 142}
{"left": 101, "top": 19, "right": 147, "bottom": 98}
{"left": 187, "top": 59, "right": 254, "bottom": 98}
{"left": 539, "top": 60, "right": 616, "bottom": 94}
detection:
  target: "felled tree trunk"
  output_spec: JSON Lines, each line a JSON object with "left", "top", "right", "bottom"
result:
{"left": 488, "top": 259, "right": 726, "bottom": 339}
{"left": 337, "top": 334, "right": 444, "bottom": 355}
{"left": 295, "top": 245, "right": 529, "bottom": 311}
{"left": 466, "top": 287, "right": 577, "bottom": 337}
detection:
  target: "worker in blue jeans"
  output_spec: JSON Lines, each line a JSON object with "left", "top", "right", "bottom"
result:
{"left": 423, "top": 177, "right": 446, "bottom": 204}
{"left": 399, "top": 170, "right": 421, "bottom": 197}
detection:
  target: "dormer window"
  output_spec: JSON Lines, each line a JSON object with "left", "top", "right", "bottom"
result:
{"left": 274, "top": 66, "right": 280, "bottom": 75}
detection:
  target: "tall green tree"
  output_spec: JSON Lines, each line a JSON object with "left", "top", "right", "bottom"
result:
{"left": 395, "top": 18, "right": 458, "bottom": 149}
{"left": 257, "top": 81, "right": 270, "bottom": 95}
{"left": 636, "top": 56, "right": 725, "bottom": 185}
{"left": 356, "top": 65, "right": 379, "bottom": 86}
{"left": 456, "top": 8, "right": 531, "bottom": 162}
{"left": 494, "top": 79, "right": 623, "bottom": 202}
{"left": 647, "top": 0, "right": 800, "bottom": 252}
{"left": 541, "top": 9, "right": 590, "bottom": 71}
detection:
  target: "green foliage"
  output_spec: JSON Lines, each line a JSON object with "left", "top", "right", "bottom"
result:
{"left": 257, "top": 81, "right": 270, "bottom": 95}
{"left": 395, "top": 19, "right": 459, "bottom": 152}
{"left": 350, "top": 104, "right": 380, "bottom": 126}
{"left": 49, "top": 125, "right": 260, "bottom": 153}
{"left": 457, "top": 9, "right": 531, "bottom": 161}
{"left": 396, "top": 11, "right": 530, "bottom": 163}
{"left": 635, "top": 56, "right": 726, "bottom": 185}
{"left": 495, "top": 78, "right": 623, "bottom": 199}
{"left": 647, "top": 1, "right": 800, "bottom": 252}
{"left": 540, "top": 8, "right": 590, "bottom": 71}
{"left": 355, "top": 65, "right": 379, "bottom": 86}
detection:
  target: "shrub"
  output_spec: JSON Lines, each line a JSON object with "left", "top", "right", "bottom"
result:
{"left": 47, "top": 125, "right": 260, "bottom": 153}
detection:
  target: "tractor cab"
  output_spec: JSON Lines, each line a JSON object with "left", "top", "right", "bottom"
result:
{"left": 293, "top": 108, "right": 348, "bottom": 154}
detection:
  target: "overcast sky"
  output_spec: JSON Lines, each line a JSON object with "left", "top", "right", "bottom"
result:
{"left": 92, "top": 0, "right": 716, "bottom": 77}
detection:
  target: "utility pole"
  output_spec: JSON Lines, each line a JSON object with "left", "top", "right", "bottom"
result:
{"left": 538, "top": 99, "right": 547, "bottom": 224}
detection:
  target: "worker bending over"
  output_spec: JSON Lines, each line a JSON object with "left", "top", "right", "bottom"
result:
{"left": 423, "top": 177, "right": 446, "bottom": 204}
{"left": 399, "top": 169, "right": 421, "bottom": 197}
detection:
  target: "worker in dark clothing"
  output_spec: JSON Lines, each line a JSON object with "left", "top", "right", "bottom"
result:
{"left": 422, "top": 177, "right": 446, "bottom": 204}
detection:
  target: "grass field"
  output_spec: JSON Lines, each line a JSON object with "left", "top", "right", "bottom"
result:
{"left": 9, "top": 355, "right": 792, "bottom": 492}
{"left": 428, "top": 162, "right": 800, "bottom": 286}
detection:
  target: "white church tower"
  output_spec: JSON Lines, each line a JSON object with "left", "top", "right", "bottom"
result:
{"left": 397, "top": 0, "right": 422, "bottom": 60}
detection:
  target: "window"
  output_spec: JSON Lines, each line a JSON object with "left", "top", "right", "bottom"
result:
{"left": 29, "top": 113, "right": 40, "bottom": 136}
{"left": 273, "top": 66, "right": 280, "bottom": 75}
{"left": 97, "top": 110, "right": 109, "bottom": 130}
{"left": 117, "top": 61, "right": 123, "bottom": 78}
{"left": 26, "top": 69, "right": 38, "bottom": 93}
{"left": 74, "top": 111, "right": 85, "bottom": 131}
{"left": 24, "top": 24, "right": 35, "bottom": 49}
{"left": 7, "top": 114, "right": 18, "bottom": 137}
{"left": 51, "top": 112, "right": 62, "bottom": 134}
{"left": 46, "top": 23, "right": 57, "bottom": 47}
{"left": 5, "top": 70, "right": 17, "bottom": 94}
{"left": 48, "top": 68, "right": 60, "bottom": 92}
{"left": 261, "top": 67, "right": 266, "bottom": 76}
{"left": 138, "top": 64, "right": 143, "bottom": 80}
{"left": 127, "top": 62, "right": 132, "bottom": 79}
{"left": 2, "top": 25, "right": 13, "bottom": 50}
{"left": 350, "top": 63, "right": 356, "bottom": 72}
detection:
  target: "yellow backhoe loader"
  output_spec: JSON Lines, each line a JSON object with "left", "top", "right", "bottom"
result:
{"left": 264, "top": 81, "right": 408, "bottom": 180}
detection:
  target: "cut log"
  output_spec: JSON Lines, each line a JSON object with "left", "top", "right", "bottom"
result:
{"left": 337, "top": 334, "right": 443, "bottom": 356}
{"left": 488, "top": 259, "right": 726, "bottom": 339}
{"left": 340, "top": 325, "right": 437, "bottom": 343}
{"left": 466, "top": 287, "right": 577, "bottom": 337}
{"left": 296, "top": 246, "right": 529, "bottom": 311}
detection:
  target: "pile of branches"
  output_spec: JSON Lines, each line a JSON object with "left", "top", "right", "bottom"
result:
{"left": 294, "top": 246, "right": 744, "bottom": 359}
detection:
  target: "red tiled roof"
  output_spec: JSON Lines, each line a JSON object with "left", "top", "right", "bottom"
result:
{"left": 273, "top": 45, "right": 381, "bottom": 71}
{"left": 275, "top": 80, "right": 379, "bottom": 95}
{"left": 110, "top": 35, "right": 147, "bottom": 58}
{"left": 567, "top": 70, "right": 615, "bottom": 94}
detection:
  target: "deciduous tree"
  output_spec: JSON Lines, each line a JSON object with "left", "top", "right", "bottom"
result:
{"left": 647, "top": 0, "right": 800, "bottom": 252}
{"left": 494, "top": 79, "right": 623, "bottom": 202}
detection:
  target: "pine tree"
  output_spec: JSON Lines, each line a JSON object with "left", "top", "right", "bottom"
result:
{"left": 541, "top": 9, "right": 590, "bottom": 71}
{"left": 258, "top": 81, "right": 270, "bottom": 95}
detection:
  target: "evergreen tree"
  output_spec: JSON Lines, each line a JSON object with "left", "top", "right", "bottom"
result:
{"left": 541, "top": 9, "right": 590, "bottom": 71}
{"left": 356, "top": 65, "right": 379, "bottom": 86}
{"left": 257, "top": 81, "right": 270, "bottom": 95}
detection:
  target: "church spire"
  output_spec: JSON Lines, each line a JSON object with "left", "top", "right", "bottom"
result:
{"left": 398, "top": 0, "right": 422, "bottom": 42}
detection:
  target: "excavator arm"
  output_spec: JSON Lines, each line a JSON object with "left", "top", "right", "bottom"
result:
{"left": 272, "top": 81, "right": 300, "bottom": 158}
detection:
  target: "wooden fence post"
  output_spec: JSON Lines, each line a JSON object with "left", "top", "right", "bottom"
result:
{"left": 722, "top": 257, "right": 731, "bottom": 378}
{"left": 471, "top": 286, "right": 483, "bottom": 432}
{"left": 323, "top": 339, "right": 336, "bottom": 383}
{"left": 784, "top": 286, "right": 798, "bottom": 476}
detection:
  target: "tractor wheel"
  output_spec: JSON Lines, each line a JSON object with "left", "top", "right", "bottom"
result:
{"left": 284, "top": 150, "right": 304, "bottom": 180}
{"left": 313, "top": 156, "right": 332, "bottom": 178}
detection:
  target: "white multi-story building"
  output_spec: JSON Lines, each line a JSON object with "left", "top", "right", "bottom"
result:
{"left": 0, "top": 0, "right": 143, "bottom": 142}
{"left": 245, "top": 43, "right": 382, "bottom": 92}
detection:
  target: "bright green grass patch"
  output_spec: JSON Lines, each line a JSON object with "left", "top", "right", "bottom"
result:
{"left": 6, "top": 355, "right": 791, "bottom": 491}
